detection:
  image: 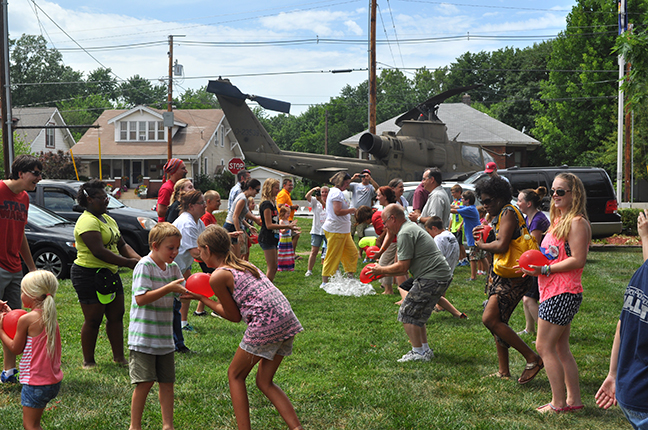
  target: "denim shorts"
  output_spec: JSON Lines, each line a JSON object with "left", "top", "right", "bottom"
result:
{"left": 239, "top": 336, "right": 295, "bottom": 360}
{"left": 21, "top": 382, "right": 61, "bottom": 409}
{"left": 620, "top": 404, "right": 648, "bottom": 430}
{"left": 310, "top": 234, "right": 326, "bottom": 248}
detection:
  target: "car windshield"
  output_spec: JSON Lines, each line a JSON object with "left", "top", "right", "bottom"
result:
{"left": 28, "top": 204, "right": 72, "bottom": 227}
{"left": 464, "top": 171, "right": 487, "bottom": 184}
{"left": 107, "top": 195, "right": 125, "bottom": 209}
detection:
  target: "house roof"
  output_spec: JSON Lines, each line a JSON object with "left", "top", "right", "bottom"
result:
{"left": 340, "top": 103, "right": 540, "bottom": 148}
{"left": 10, "top": 107, "right": 67, "bottom": 146}
{"left": 70, "top": 107, "right": 224, "bottom": 159}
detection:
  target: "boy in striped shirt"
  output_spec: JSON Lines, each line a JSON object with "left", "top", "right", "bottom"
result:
{"left": 128, "top": 222, "right": 188, "bottom": 430}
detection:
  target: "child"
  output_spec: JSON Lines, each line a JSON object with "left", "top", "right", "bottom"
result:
{"left": 452, "top": 190, "right": 488, "bottom": 280}
{"left": 277, "top": 206, "right": 295, "bottom": 272}
{"left": 195, "top": 191, "right": 221, "bottom": 317}
{"left": 0, "top": 270, "right": 63, "bottom": 430}
{"left": 128, "top": 222, "right": 187, "bottom": 430}
{"left": 240, "top": 196, "right": 257, "bottom": 261}
{"left": 188, "top": 225, "right": 304, "bottom": 430}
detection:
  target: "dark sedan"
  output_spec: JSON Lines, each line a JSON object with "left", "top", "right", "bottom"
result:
{"left": 25, "top": 204, "right": 77, "bottom": 279}
{"left": 27, "top": 180, "right": 157, "bottom": 256}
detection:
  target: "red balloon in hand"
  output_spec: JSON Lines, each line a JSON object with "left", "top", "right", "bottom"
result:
{"left": 360, "top": 264, "right": 383, "bottom": 284}
{"left": 2, "top": 309, "right": 28, "bottom": 339}
{"left": 480, "top": 225, "right": 492, "bottom": 242}
{"left": 518, "top": 250, "right": 549, "bottom": 271}
{"left": 186, "top": 273, "right": 213, "bottom": 297}
{"left": 365, "top": 246, "right": 380, "bottom": 259}
{"left": 250, "top": 234, "right": 259, "bottom": 244}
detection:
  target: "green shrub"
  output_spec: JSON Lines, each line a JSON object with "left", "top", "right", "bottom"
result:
{"left": 619, "top": 208, "right": 642, "bottom": 235}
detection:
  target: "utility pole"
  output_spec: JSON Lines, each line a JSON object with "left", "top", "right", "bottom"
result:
{"left": 616, "top": 0, "right": 627, "bottom": 202}
{"left": 624, "top": 60, "right": 632, "bottom": 202}
{"left": 1, "top": 0, "right": 13, "bottom": 178}
{"left": 368, "top": 0, "right": 377, "bottom": 136}
{"left": 166, "top": 35, "right": 174, "bottom": 161}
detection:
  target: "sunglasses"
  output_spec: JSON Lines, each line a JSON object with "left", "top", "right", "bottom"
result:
{"left": 551, "top": 189, "right": 572, "bottom": 197}
{"left": 481, "top": 198, "right": 494, "bottom": 205}
{"left": 27, "top": 170, "right": 42, "bottom": 176}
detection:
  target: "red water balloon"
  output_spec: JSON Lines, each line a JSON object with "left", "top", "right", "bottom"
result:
{"left": 360, "top": 264, "right": 384, "bottom": 284}
{"left": 186, "top": 273, "right": 213, "bottom": 297}
{"left": 2, "top": 309, "right": 27, "bottom": 339}
{"left": 250, "top": 234, "right": 259, "bottom": 244}
{"left": 518, "top": 250, "right": 549, "bottom": 271}
{"left": 365, "top": 246, "right": 380, "bottom": 259}
{"left": 481, "top": 225, "right": 492, "bottom": 242}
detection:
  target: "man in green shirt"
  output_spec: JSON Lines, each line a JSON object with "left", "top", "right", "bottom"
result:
{"left": 369, "top": 204, "right": 452, "bottom": 362}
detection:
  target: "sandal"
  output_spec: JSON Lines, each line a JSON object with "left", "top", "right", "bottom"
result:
{"left": 536, "top": 403, "right": 571, "bottom": 414}
{"left": 518, "top": 357, "right": 544, "bottom": 385}
{"left": 485, "top": 371, "right": 510, "bottom": 380}
{"left": 566, "top": 404, "right": 584, "bottom": 412}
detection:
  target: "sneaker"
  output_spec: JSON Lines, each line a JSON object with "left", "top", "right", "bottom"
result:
{"left": 1, "top": 368, "right": 18, "bottom": 383}
{"left": 458, "top": 259, "right": 469, "bottom": 267}
{"left": 305, "top": 270, "right": 312, "bottom": 277}
{"left": 477, "top": 270, "right": 486, "bottom": 276}
{"left": 193, "top": 311, "right": 207, "bottom": 317}
{"left": 182, "top": 324, "right": 195, "bottom": 332}
{"left": 397, "top": 350, "right": 429, "bottom": 362}
{"left": 423, "top": 349, "right": 435, "bottom": 360}
{"left": 210, "top": 311, "right": 222, "bottom": 319}
{"left": 319, "top": 282, "right": 328, "bottom": 289}
{"left": 175, "top": 345, "right": 193, "bottom": 354}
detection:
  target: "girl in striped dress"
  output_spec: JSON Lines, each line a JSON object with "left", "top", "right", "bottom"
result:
{"left": 0, "top": 270, "right": 63, "bottom": 430}
{"left": 189, "top": 225, "right": 304, "bottom": 430}
{"left": 278, "top": 206, "right": 296, "bottom": 271}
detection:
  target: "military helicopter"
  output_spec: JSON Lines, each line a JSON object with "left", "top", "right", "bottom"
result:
{"left": 207, "top": 79, "right": 490, "bottom": 185}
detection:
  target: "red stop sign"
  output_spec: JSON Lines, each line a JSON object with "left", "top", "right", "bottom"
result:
{"left": 228, "top": 158, "right": 245, "bottom": 174}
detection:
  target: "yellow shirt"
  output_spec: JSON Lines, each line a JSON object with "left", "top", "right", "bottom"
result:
{"left": 276, "top": 188, "right": 295, "bottom": 220}
{"left": 73, "top": 211, "right": 121, "bottom": 273}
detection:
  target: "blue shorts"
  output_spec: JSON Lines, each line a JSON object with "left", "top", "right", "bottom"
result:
{"left": 21, "top": 382, "right": 61, "bottom": 409}
{"left": 310, "top": 234, "right": 326, "bottom": 248}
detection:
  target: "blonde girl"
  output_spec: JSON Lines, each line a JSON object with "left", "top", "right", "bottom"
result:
{"left": 189, "top": 225, "right": 303, "bottom": 430}
{"left": 0, "top": 270, "right": 63, "bottom": 430}
{"left": 165, "top": 178, "right": 195, "bottom": 223}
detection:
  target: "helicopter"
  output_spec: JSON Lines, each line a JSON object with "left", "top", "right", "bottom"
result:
{"left": 206, "top": 79, "right": 492, "bottom": 185}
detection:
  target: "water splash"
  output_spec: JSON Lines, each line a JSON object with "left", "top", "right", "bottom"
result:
{"left": 320, "top": 272, "right": 376, "bottom": 297}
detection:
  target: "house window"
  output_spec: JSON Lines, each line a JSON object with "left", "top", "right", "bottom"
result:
{"left": 118, "top": 120, "right": 165, "bottom": 141}
{"left": 45, "top": 125, "right": 55, "bottom": 148}
{"left": 203, "top": 157, "right": 208, "bottom": 175}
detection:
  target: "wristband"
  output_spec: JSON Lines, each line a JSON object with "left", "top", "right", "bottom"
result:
{"left": 541, "top": 265, "right": 551, "bottom": 276}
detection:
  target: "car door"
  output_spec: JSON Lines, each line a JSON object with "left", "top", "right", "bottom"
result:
{"left": 37, "top": 186, "right": 81, "bottom": 223}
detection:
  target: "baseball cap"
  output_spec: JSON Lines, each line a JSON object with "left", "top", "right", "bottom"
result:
{"left": 361, "top": 169, "right": 371, "bottom": 175}
{"left": 484, "top": 162, "right": 497, "bottom": 174}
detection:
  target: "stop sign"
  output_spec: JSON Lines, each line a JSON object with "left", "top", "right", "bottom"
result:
{"left": 227, "top": 158, "right": 245, "bottom": 174}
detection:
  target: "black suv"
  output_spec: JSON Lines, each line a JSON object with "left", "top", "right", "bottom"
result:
{"left": 463, "top": 166, "right": 622, "bottom": 238}
{"left": 27, "top": 180, "right": 157, "bottom": 256}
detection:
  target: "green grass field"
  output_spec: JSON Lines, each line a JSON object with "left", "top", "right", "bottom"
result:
{"left": 0, "top": 217, "right": 640, "bottom": 429}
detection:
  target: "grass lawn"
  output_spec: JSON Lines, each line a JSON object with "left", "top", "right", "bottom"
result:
{"left": 0, "top": 216, "right": 640, "bottom": 429}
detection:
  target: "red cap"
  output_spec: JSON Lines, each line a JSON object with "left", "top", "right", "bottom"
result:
{"left": 484, "top": 162, "right": 497, "bottom": 174}
{"left": 361, "top": 169, "right": 371, "bottom": 175}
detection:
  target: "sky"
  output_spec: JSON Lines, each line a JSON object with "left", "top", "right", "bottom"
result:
{"left": 7, "top": 0, "right": 578, "bottom": 114}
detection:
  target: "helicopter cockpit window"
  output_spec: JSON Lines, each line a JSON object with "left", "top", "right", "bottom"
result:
{"left": 461, "top": 145, "right": 482, "bottom": 166}
{"left": 482, "top": 150, "right": 495, "bottom": 165}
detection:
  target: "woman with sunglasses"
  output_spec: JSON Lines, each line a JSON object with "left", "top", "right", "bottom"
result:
{"left": 223, "top": 179, "right": 261, "bottom": 258}
{"left": 321, "top": 171, "right": 359, "bottom": 287}
{"left": 71, "top": 179, "right": 141, "bottom": 368}
{"left": 521, "top": 173, "right": 590, "bottom": 413}
{"left": 473, "top": 176, "right": 542, "bottom": 383}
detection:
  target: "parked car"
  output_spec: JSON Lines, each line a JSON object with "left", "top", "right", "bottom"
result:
{"left": 24, "top": 203, "right": 77, "bottom": 279}
{"left": 27, "top": 180, "right": 157, "bottom": 256}
{"left": 448, "top": 166, "right": 622, "bottom": 238}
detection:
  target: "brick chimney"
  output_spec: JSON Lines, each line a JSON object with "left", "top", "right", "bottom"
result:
{"left": 462, "top": 94, "right": 471, "bottom": 106}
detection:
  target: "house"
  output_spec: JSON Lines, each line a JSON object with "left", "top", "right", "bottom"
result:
{"left": 10, "top": 107, "right": 76, "bottom": 153}
{"left": 340, "top": 101, "right": 541, "bottom": 169}
{"left": 69, "top": 106, "right": 244, "bottom": 191}
{"left": 249, "top": 166, "right": 299, "bottom": 189}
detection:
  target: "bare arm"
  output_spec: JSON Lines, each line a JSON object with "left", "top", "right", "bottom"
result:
{"left": 232, "top": 199, "right": 246, "bottom": 231}
{"left": 595, "top": 320, "right": 621, "bottom": 409}
{"left": 474, "top": 209, "right": 517, "bottom": 254}
{"left": 530, "top": 229, "right": 543, "bottom": 244}
{"left": 333, "top": 200, "right": 355, "bottom": 217}
{"left": 157, "top": 203, "right": 168, "bottom": 220}
{"left": 262, "top": 207, "right": 295, "bottom": 231}
{"left": 196, "top": 270, "right": 242, "bottom": 322}
{"left": 369, "top": 258, "right": 410, "bottom": 278}
{"left": 135, "top": 279, "right": 187, "bottom": 306}
{"left": 20, "top": 233, "right": 36, "bottom": 272}
{"left": 638, "top": 209, "right": 648, "bottom": 261}
{"left": 80, "top": 231, "right": 139, "bottom": 269}
{"left": 547, "top": 217, "right": 590, "bottom": 274}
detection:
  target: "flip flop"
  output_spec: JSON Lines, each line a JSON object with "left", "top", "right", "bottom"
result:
{"left": 536, "top": 403, "right": 571, "bottom": 414}
{"left": 566, "top": 405, "right": 584, "bottom": 412}
{"left": 485, "top": 371, "right": 510, "bottom": 380}
{"left": 518, "top": 357, "right": 544, "bottom": 384}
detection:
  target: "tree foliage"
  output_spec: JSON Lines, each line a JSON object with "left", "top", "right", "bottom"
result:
{"left": 0, "top": 132, "right": 33, "bottom": 178}
{"left": 38, "top": 150, "right": 77, "bottom": 179}
{"left": 119, "top": 75, "right": 166, "bottom": 108}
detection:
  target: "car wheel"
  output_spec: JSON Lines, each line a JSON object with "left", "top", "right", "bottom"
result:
{"left": 33, "top": 247, "right": 69, "bottom": 279}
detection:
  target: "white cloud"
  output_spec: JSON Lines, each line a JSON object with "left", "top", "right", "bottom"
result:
{"left": 344, "top": 20, "right": 363, "bottom": 36}
{"left": 258, "top": 10, "right": 360, "bottom": 37}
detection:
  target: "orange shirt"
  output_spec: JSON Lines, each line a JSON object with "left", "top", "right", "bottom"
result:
{"left": 276, "top": 188, "right": 295, "bottom": 220}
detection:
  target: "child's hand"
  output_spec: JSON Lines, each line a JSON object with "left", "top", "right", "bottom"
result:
{"left": 179, "top": 291, "right": 204, "bottom": 301}
{"left": 167, "top": 278, "right": 188, "bottom": 294}
{"left": 229, "top": 231, "right": 244, "bottom": 239}
{"left": 0, "top": 300, "right": 11, "bottom": 315}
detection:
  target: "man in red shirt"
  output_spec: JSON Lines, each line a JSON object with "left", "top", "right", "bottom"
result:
{"left": 0, "top": 155, "right": 39, "bottom": 383}
{"left": 276, "top": 178, "right": 301, "bottom": 258}
{"left": 156, "top": 158, "right": 188, "bottom": 222}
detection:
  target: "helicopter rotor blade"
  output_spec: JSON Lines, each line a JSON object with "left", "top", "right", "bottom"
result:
{"left": 206, "top": 80, "right": 247, "bottom": 100}
{"left": 396, "top": 84, "right": 483, "bottom": 126}
{"left": 250, "top": 95, "right": 291, "bottom": 114}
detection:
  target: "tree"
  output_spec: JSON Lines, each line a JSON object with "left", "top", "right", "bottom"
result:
{"left": 85, "top": 68, "right": 120, "bottom": 101}
{"left": 10, "top": 34, "right": 84, "bottom": 107}
{"left": 531, "top": 0, "right": 648, "bottom": 168}
{"left": 119, "top": 75, "right": 166, "bottom": 108}
{"left": 57, "top": 94, "right": 114, "bottom": 141}
{"left": 0, "top": 133, "right": 33, "bottom": 178}
{"left": 38, "top": 150, "right": 77, "bottom": 179}
{"left": 176, "top": 87, "right": 220, "bottom": 109}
